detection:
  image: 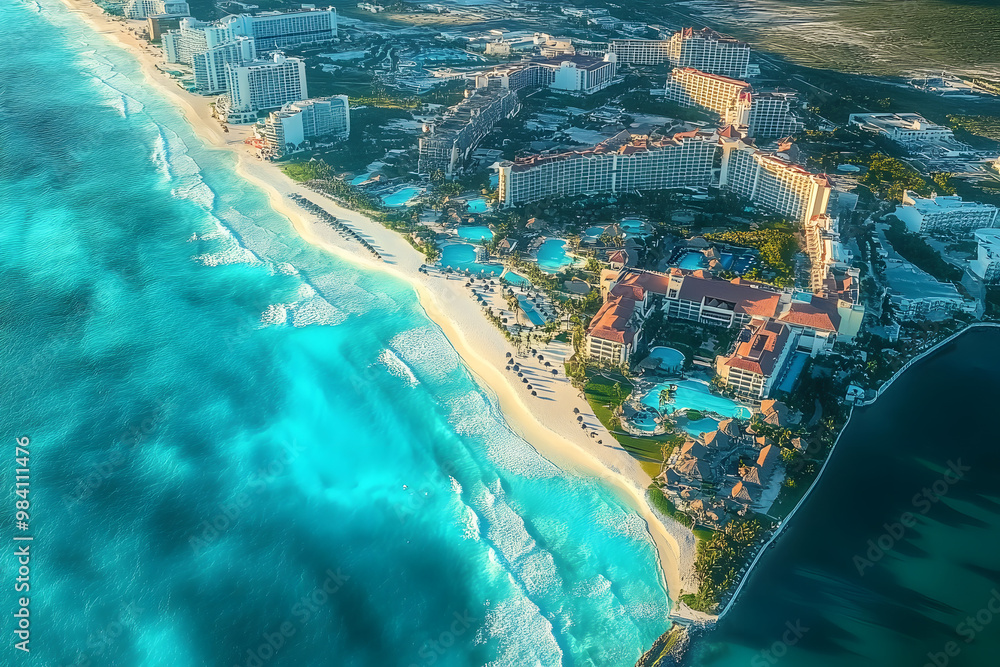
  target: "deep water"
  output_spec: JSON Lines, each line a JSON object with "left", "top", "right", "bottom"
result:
{"left": 0, "top": 2, "right": 669, "bottom": 665}
{"left": 694, "top": 327, "right": 1000, "bottom": 667}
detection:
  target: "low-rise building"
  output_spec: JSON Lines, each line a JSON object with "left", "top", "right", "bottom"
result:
{"left": 894, "top": 190, "right": 999, "bottom": 235}
{"left": 884, "top": 259, "right": 977, "bottom": 320}
{"left": 970, "top": 228, "right": 1000, "bottom": 284}
{"left": 848, "top": 112, "right": 956, "bottom": 147}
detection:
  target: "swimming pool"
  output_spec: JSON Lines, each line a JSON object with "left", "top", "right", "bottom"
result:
{"left": 584, "top": 226, "right": 607, "bottom": 240}
{"left": 536, "top": 238, "right": 573, "bottom": 273}
{"left": 517, "top": 295, "right": 547, "bottom": 326}
{"left": 682, "top": 417, "right": 720, "bottom": 437}
{"left": 439, "top": 243, "right": 504, "bottom": 276}
{"left": 621, "top": 218, "right": 650, "bottom": 238}
{"left": 381, "top": 187, "right": 423, "bottom": 208}
{"left": 678, "top": 251, "right": 706, "bottom": 271}
{"left": 648, "top": 346, "right": 685, "bottom": 371}
{"left": 456, "top": 225, "right": 493, "bottom": 242}
{"left": 350, "top": 172, "right": 373, "bottom": 186}
{"left": 640, "top": 379, "right": 752, "bottom": 420}
{"left": 466, "top": 198, "right": 490, "bottom": 213}
{"left": 502, "top": 272, "right": 530, "bottom": 287}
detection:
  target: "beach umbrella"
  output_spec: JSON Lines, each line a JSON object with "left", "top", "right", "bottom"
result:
{"left": 573, "top": 408, "right": 579, "bottom": 414}
{"left": 526, "top": 385, "right": 532, "bottom": 390}
{"left": 522, "top": 378, "right": 528, "bottom": 384}
{"left": 551, "top": 369, "right": 557, "bottom": 376}
{"left": 597, "top": 440, "right": 602, "bottom": 445}
{"left": 576, "top": 416, "right": 583, "bottom": 422}
{"left": 531, "top": 391, "right": 537, "bottom": 397}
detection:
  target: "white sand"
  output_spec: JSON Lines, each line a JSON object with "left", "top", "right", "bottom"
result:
{"left": 63, "top": 0, "right": 699, "bottom": 604}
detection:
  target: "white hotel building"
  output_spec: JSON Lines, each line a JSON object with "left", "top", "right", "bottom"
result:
{"left": 163, "top": 10, "right": 336, "bottom": 94}
{"left": 500, "top": 129, "right": 831, "bottom": 224}
{"left": 609, "top": 27, "right": 750, "bottom": 79}
{"left": 220, "top": 54, "right": 308, "bottom": 124}
{"left": 497, "top": 128, "right": 720, "bottom": 206}
{"left": 257, "top": 96, "right": 350, "bottom": 158}
{"left": 124, "top": 0, "right": 188, "bottom": 19}
{"left": 664, "top": 68, "right": 802, "bottom": 139}
{"left": 894, "top": 191, "right": 999, "bottom": 235}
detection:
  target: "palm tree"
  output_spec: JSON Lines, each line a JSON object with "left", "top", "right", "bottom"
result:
{"left": 659, "top": 389, "right": 671, "bottom": 410}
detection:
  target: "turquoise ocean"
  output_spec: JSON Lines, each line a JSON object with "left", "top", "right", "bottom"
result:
{"left": 0, "top": 1, "right": 670, "bottom": 665}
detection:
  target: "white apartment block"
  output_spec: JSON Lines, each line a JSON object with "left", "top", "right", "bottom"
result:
{"left": 664, "top": 69, "right": 801, "bottom": 138}
{"left": 124, "top": 0, "right": 188, "bottom": 19}
{"left": 607, "top": 39, "right": 672, "bottom": 66}
{"left": 162, "top": 10, "right": 335, "bottom": 94}
{"left": 497, "top": 129, "right": 719, "bottom": 206}
{"left": 221, "top": 54, "right": 308, "bottom": 124}
{"left": 970, "top": 228, "right": 1000, "bottom": 284}
{"left": 719, "top": 136, "right": 831, "bottom": 224}
{"left": 475, "top": 55, "right": 616, "bottom": 96}
{"left": 894, "top": 191, "right": 999, "bottom": 235}
{"left": 608, "top": 28, "right": 750, "bottom": 78}
{"left": 747, "top": 92, "right": 803, "bottom": 138}
{"left": 664, "top": 68, "right": 750, "bottom": 126}
{"left": 668, "top": 27, "right": 750, "bottom": 79}
{"left": 257, "top": 96, "right": 350, "bottom": 158}
{"left": 848, "top": 112, "right": 956, "bottom": 146}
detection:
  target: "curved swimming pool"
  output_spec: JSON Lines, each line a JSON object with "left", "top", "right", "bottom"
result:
{"left": 640, "top": 379, "right": 752, "bottom": 420}
{"left": 647, "top": 346, "right": 685, "bottom": 371}
{"left": 381, "top": 187, "right": 423, "bottom": 208}
{"left": 536, "top": 238, "right": 573, "bottom": 273}
{"left": 456, "top": 225, "right": 493, "bottom": 241}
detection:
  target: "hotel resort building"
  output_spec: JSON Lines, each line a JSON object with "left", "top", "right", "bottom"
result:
{"left": 894, "top": 191, "right": 999, "bottom": 235}
{"left": 848, "top": 112, "right": 956, "bottom": 147}
{"left": 162, "top": 10, "right": 336, "bottom": 94}
{"left": 418, "top": 88, "right": 521, "bottom": 178}
{"left": 218, "top": 53, "right": 308, "bottom": 124}
{"left": 715, "top": 318, "right": 793, "bottom": 399}
{"left": 499, "top": 128, "right": 830, "bottom": 224}
{"left": 474, "top": 54, "right": 619, "bottom": 96}
{"left": 124, "top": 0, "right": 188, "bottom": 19}
{"left": 253, "top": 96, "right": 350, "bottom": 159}
{"left": 497, "top": 128, "right": 719, "bottom": 207}
{"left": 609, "top": 28, "right": 750, "bottom": 79}
{"left": 585, "top": 268, "right": 864, "bottom": 378}
{"left": 718, "top": 135, "right": 831, "bottom": 224}
{"left": 663, "top": 68, "right": 802, "bottom": 139}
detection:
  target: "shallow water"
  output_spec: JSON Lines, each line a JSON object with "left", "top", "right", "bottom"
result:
{"left": 0, "top": 2, "right": 670, "bottom": 665}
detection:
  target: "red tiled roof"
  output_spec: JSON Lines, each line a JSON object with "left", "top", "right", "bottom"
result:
{"left": 676, "top": 275, "right": 782, "bottom": 318}
{"left": 779, "top": 296, "right": 841, "bottom": 332}
{"left": 587, "top": 296, "right": 636, "bottom": 344}
{"left": 724, "top": 319, "right": 789, "bottom": 376}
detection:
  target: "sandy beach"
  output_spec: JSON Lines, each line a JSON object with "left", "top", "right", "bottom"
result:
{"left": 61, "top": 0, "right": 698, "bottom": 604}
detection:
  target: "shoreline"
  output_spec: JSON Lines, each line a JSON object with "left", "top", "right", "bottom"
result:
{"left": 717, "top": 321, "right": 1000, "bottom": 619}
{"left": 60, "top": 0, "right": 696, "bottom": 609}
